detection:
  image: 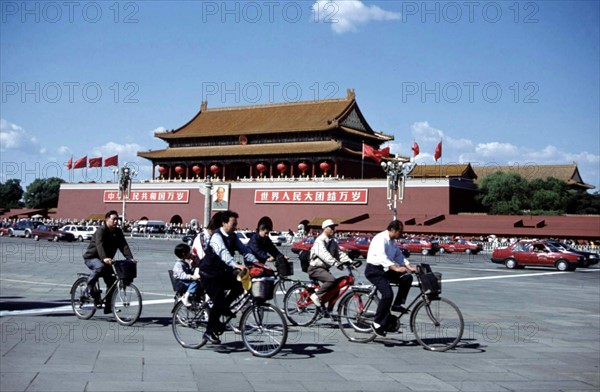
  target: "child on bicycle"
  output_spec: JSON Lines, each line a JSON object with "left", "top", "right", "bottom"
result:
{"left": 307, "top": 219, "right": 353, "bottom": 317}
{"left": 172, "top": 243, "right": 201, "bottom": 307}
{"left": 365, "top": 220, "right": 417, "bottom": 337}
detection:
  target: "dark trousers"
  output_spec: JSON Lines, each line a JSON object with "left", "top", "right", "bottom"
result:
{"left": 307, "top": 266, "right": 336, "bottom": 302}
{"left": 365, "top": 263, "right": 413, "bottom": 326}
{"left": 201, "top": 273, "right": 243, "bottom": 333}
{"left": 84, "top": 258, "right": 116, "bottom": 305}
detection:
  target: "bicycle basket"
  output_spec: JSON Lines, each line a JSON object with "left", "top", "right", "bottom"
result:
{"left": 275, "top": 260, "right": 293, "bottom": 277}
{"left": 418, "top": 264, "right": 441, "bottom": 296}
{"left": 251, "top": 276, "right": 275, "bottom": 301}
{"left": 115, "top": 260, "right": 137, "bottom": 281}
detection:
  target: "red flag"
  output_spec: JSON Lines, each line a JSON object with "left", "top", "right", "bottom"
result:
{"left": 104, "top": 155, "right": 118, "bottom": 167}
{"left": 434, "top": 141, "right": 442, "bottom": 161}
{"left": 66, "top": 156, "right": 73, "bottom": 170}
{"left": 362, "top": 144, "right": 390, "bottom": 163}
{"left": 89, "top": 157, "right": 102, "bottom": 168}
{"left": 412, "top": 142, "right": 420, "bottom": 157}
{"left": 73, "top": 156, "right": 87, "bottom": 169}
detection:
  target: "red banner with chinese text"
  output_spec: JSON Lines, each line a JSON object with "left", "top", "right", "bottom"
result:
{"left": 254, "top": 189, "right": 368, "bottom": 204}
{"left": 103, "top": 190, "right": 190, "bottom": 203}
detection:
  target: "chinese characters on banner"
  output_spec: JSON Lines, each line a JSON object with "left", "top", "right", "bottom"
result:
{"left": 104, "top": 190, "right": 190, "bottom": 203}
{"left": 254, "top": 189, "right": 368, "bottom": 204}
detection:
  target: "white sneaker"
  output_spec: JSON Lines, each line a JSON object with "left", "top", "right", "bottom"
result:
{"left": 309, "top": 293, "right": 321, "bottom": 307}
{"left": 181, "top": 292, "right": 192, "bottom": 307}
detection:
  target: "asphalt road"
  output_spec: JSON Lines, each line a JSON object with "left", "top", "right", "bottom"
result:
{"left": 1, "top": 236, "right": 599, "bottom": 392}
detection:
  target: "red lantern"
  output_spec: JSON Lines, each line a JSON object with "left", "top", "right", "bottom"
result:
{"left": 298, "top": 162, "right": 308, "bottom": 175}
{"left": 210, "top": 165, "right": 219, "bottom": 175}
{"left": 256, "top": 163, "right": 266, "bottom": 176}
{"left": 319, "top": 161, "right": 330, "bottom": 174}
{"left": 158, "top": 166, "right": 166, "bottom": 175}
{"left": 277, "top": 162, "right": 287, "bottom": 175}
{"left": 192, "top": 165, "right": 201, "bottom": 175}
{"left": 175, "top": 166, "right": 183, "bottom": 175}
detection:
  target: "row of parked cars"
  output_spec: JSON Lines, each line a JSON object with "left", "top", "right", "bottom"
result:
{"left": 290, "top": 235, "right": 599, "bottom": 273}
{"left": 0, "top": 221, "right": 97, "bottom": 242}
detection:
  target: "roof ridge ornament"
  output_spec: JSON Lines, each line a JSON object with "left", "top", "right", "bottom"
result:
{"left": 346, "top": 88, "right": 355, "bottom": 100}
{"left": 201, "top": 101, "right": 208, "bottom": 111}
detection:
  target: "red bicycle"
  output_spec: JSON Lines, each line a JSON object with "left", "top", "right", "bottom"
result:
{"left": 283, "top": 260, "right": 362, "bottom": 326}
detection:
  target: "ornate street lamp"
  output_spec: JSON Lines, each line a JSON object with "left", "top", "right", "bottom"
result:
{"left": 114, "top": 163, "right": 136, "bottom": 228}
{"left": 380, "top": 158, "right": 413, "bottom": 220}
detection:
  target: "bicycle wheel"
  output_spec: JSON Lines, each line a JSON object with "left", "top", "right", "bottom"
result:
{"left": 337, "top": 290, "right": 378, "bottom": 343}
{"left": 70, "top": 277, "right": 96, "bottom": 320}
{"left": 272, "top": 278, "right": 291, "bottom": 309}
{"left": 111, "top": 282, "right": 143, "bottom": 326}
{"left": 283, "top": 283, "right": 319, "bottom": 326}
{"left": 241, "top": 302, "right": 288, "bottom": 358}
{"left": 172, "top": 301, "right": 208, "bottom": 349}
{"left": 410, "top": 297, "right": 464, "bottom": 351}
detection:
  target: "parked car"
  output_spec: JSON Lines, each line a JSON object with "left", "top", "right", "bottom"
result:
{"left": 491, "top": 240, "right": 584, "bottom": 271}
{"left": 268, "top": 231, "right": 286, "bottom": 246}
{"left": 398, "top": 237, "right": 440, "bottom": 256}
{"left": 8, "top": 220, "right": 40, "bottom": 238}
{"left": 31, "top": 225, "right": 75, "bottom": 242}
{"left": 60, "top": 225, "right": 93, "bottom": 241}
{"left": 291, "top": 236, "right": 316, "bottom": 254}
{"left": 290, "top": 236, "right": 360, "bottom": 259}
{"left": 235, "top": 231, "right": 253, "bottom": 245}
{"left": 343, "top": 235, "right": 411, "bottom": 259}
{"left": 546, "top": 240, "right": 599, "bottom": 268}
{"left": 439, "top": 239, "right": 483, "bottom": 255}
{"left": 84, "top": 226, "right": 99, "bottom": 238}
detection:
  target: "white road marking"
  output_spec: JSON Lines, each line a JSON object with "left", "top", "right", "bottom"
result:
{"left": 2, "top": 269, "right": 597, "bottom": 316}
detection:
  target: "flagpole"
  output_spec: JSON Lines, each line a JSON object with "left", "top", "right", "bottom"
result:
{"left": 361, "top": 141, "right": 364, "bottom": 179}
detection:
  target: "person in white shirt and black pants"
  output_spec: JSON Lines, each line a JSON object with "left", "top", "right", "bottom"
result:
{"left": 365, "top": 220, "right": 417, "bottom": 337}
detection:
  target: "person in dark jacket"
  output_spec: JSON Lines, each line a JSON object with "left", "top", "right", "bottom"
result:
{"left": 83, "top": 210, "right": 136, "bottom": 314}
{"left": 199, "top": 210, "right": 257, "bottom": 344}
{"left": 247, "top": 216, "right": 287, "bottom": 264}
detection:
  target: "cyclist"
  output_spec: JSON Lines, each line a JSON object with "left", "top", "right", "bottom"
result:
{"left": 307, "top": 219, "right": 353, "bottom": 316}
{"left": 199, "top": 210, "right": 258, "bottom": 344}
{"left": 248, "top": 216, "right": 288, "bottom": 264}
{"left": 82, "top": 210, "right": 136, "bottom": 314}
{"left": 365, "top": 220, "right": 417, "bottom": 337}
{"left": 191, "top": 211, "right": 224, "bottom": 267}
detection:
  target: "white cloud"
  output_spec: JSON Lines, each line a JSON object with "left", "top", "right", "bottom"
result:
{"left": 403, "top": 120, "right": 599, "bottom": 189}
{"left": 0, "top": 118, "right": 45, "bottom": 154}
{"left": 57, "top": 146, "right": 71, "bottom": 155}
{"left": 312, "top": 0, "right": 400, "bottom": 34}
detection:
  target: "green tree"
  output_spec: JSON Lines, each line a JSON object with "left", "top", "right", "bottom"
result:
{"left": 568, "top": 190, "right": 600, "bottom": 214}
{"left": 23, "top": 177, "right": 65, "bottom": 208}
{"left": 0, "top": 179, "right": 24, "bottom": 208}
{"left": 477, "top": 172, "right": 530, "bottom": 214}
{"left": 529, "top": 177, "right": 571, "bottom": 214}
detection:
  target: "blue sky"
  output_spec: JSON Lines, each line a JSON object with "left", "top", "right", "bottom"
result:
{"left": 1, "top": 0, "right": 599, "bottom": 190}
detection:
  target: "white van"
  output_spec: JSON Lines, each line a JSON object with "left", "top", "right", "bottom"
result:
{"left": 135, "top": 220, "right": 166, "bottom": 234}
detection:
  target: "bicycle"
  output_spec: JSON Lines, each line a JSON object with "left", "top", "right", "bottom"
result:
{"left": 337, "top": 263, "right": 464, "bottom": 352}
{"left": 70, "top": 260, "right": 142, "bottom": 326}
{"left": 171, "top": 274, "right": 288, "bottom": 358}
{"left": 282, "top": 260, "right": 363, "bottom": 326}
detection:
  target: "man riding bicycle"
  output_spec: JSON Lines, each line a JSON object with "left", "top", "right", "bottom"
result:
{"left": 82, "top": 210, "right": 136, "bottom": 314}
{"left": 365, "top": 220, "right": 417, "bottom": 337}
{"left": 199, "top": 210, "right": 258, "bottom": 344}
{"left": 307, "top": 219, "right": 353, "bottom": 316}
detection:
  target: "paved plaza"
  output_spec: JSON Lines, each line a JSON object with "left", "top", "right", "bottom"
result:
{"left": 1, "top": 236, "right": 599, "bottom": 392}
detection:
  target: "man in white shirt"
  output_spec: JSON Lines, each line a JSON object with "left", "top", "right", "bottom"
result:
{"left": 366, "top": 220, "right": 417, "bottom": 337}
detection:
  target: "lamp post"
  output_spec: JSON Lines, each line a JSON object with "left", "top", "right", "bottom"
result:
{"left": 114, "top": 163, "right": 136, "bottom": 228}
{"left": 380, "top": 158, "right": 413, "bottom": 220}
{"left": 203, "top": 176, "right": 213, "bottom": 228}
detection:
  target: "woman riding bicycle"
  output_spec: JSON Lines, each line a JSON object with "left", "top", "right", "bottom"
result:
{"left": 307, "top": 219, "right": 353, "bottom": 317}
{"left": 248, "top": 216, "right": 288, "bottom": 264}
{"left": 365, "top": 220, "right": 417, "bottom": 337}
{"left": 82, "top": 210, "right": 137, "bottom": 314}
